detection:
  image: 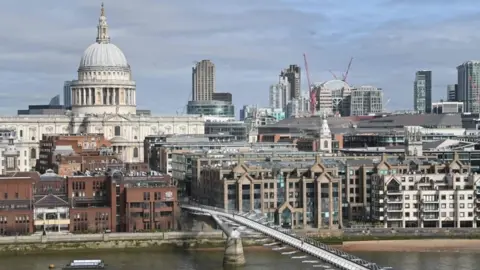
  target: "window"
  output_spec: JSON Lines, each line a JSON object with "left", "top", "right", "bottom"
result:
{"left": 143, "top": 192, "right": 150, "bottom": 201}
{"left": 19, "top": 130, "right": 23, "bottom": 137}
{"left": 30, "top": 148, "right": 36, "bottom": 159}
{"left": 133, "top": 147, "right": 138, "bottom": 158}
{"left": 114, "top": 126, "right": 121, "bottom": 136}
{"left": 323, "top": 140, "right": 328, "bottom": 149}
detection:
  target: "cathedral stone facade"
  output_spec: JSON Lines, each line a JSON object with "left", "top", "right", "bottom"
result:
{"left": 0, "top": 4, "right": 204, "bottom": 169}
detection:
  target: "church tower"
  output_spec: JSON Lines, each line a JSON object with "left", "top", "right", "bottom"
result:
{"left": 404, "top": 126, "right": 423, "bottom": 156}
{"left": 2, "top": 134, "right": 19, "bottom": 174}
{"left": 318, "top": 113, "right": 332, "bottom": 153}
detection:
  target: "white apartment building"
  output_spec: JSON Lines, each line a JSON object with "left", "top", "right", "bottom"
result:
{"left": 371, "top": 154, "right": 480, "bottom": 228}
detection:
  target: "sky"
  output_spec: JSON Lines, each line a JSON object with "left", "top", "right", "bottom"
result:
{"left": 0, "top": 0, "right": 479, "bottom": 115}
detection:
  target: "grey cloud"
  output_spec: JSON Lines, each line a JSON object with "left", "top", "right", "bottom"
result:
{"left": 0, "top": 0, "right": 478, "bottom": 113}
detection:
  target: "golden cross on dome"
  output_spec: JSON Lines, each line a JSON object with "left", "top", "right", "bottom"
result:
{"left": 101, "top": 2, "right": 105, "bottom": 16}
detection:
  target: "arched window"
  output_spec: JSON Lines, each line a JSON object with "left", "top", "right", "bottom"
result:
{"left": 30, "top": 148, "right": 36, "bottom": 159}
{"left": 133, "top": 147, "right": 138, "bottom": 158}
{"left": 323, "top": 140, "right": 329, "bottom": 149}
{"left": 19, "top": 130, "right": 23, "bottom": 137}
{"left": 114, "top": 126, "right": 121, "bottom": 136}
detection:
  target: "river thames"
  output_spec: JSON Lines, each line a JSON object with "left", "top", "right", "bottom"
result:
{"left": 1, "top": 249, "right": 478, "bottom": 270}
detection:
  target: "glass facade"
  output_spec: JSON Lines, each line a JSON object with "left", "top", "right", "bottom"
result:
{"left": 187, "top": 100, "right": 234, "bottom": 117}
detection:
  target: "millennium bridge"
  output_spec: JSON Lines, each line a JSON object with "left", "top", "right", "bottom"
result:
{"left": 181, "top": 203, "right": 392, "bottom": 270}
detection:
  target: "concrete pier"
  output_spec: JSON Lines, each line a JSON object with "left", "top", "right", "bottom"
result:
{"left": 223, "top": 229, "right": 245, "bottom": 266}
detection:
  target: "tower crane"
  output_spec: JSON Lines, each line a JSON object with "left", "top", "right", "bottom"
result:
{"left": 303, "top": 53, "right": 316, "bottom": 115}
{"left": 342, "top": 57, "right": 353, "bottom": 82}
{"left": 328, "top": 57, "right": 354, "bottom": 82}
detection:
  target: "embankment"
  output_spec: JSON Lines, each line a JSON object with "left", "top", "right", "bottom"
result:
{"left": 312, "top": 227, "right": 480, "bottom": 252}
{"left": 0, "top": 231, "right": 265, "bottom": 255}
{"left": 342, "top": 239, "right": 480, "bottom": 252}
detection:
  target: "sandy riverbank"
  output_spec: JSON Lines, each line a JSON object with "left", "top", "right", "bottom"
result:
{"left": 342, "top": 239, "right": 480, "bottom": 252}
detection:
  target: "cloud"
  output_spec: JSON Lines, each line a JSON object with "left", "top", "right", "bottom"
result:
{"left": 0, "top": 0, "right": 479, "bottom": 114}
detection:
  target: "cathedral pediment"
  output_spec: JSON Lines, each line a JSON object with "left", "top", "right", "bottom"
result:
{"left": 103, "top": 114, "right": 131, "bottom": 122}
{"left": 110, "top": 136, "right": 128, "bottom": 143}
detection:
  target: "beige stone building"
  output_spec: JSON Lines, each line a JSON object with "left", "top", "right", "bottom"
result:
{"left": 192, "top": 155, "right": 343, "bottom": 229}
{"left": 371, "top": 153, "right": 480, "bottom": 228}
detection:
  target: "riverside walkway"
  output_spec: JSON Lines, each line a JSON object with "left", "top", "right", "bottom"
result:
{"left": 181, "top": 203, "right": 392, "bottom": 270}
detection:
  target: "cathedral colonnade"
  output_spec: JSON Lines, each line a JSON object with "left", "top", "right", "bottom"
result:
{"left": 71, "top": 87, "right": 136, "bottom": 106}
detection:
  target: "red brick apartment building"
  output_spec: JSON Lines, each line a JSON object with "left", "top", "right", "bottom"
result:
{"left": 0, "top": 170, "right": 177, "bottom": 235}
{"left": 0, "top": 172, "right": 39, "bottom": 235}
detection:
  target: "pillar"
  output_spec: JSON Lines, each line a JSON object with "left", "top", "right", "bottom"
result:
{"left": 113, "top": 88, "right": 117, "bottom": 105}
{"left": 316, "top": 181, "right": 321, "bottom": 227}
{"left": 328, "top": 182, "right": 333, "bottom": 229}
{"left": 82, "top": 88, "right": 86, "bottom": 105}
{"left": 223, "top": 230, "right": 245, "bottom": 266}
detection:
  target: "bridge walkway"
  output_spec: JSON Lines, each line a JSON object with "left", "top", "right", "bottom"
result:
{"left": 182, "top": 203, "right": 392, "bottom": 270}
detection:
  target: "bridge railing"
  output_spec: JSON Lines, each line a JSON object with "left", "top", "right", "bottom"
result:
{"left": 182, "top": 202, "right": 388, "bottom": 270}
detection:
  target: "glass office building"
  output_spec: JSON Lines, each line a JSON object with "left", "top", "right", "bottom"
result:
{"left": 187, "top": 100, "right": 234, "bottom": 117}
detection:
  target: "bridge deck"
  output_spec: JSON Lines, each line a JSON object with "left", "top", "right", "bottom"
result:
{"left": 181, "top": 204, "right": 391, "bottom": 270}
{"left": 182, "top": 204, "right": 389, "bottom": 270}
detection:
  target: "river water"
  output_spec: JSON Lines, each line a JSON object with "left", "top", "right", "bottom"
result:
{"left": 1, "top": 249, "right": 478, "bottom": 270}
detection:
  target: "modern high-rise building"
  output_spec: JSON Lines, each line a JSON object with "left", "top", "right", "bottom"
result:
{"left": 269, "top": 76, "right": 290, "bottom": 110}
{"left": 457, "top": 61, "right": 480, "bottom": 113}
{"left": 192, "top": 60, "right": 215, "bottom": 101}
{"left": 447, "top": 84, "right": 458, "bottom": 102}
{"left": 349, "top": 85, "right": 383, "bottom": 116}
{"left": 413, "top": 70, "right": 432, "bottom": 113}
{"left": 280, "top": 65, "right": 301, "bottom": 99}
{"left": 63, "top": 81, "right": 72, "bottom": 108}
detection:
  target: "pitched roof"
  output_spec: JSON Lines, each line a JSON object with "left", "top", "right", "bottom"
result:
{"left": 34, "top": 194, "right": 69, "bottom": 207}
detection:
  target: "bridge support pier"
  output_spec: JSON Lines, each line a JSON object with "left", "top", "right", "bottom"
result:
{"left": 223, "top": 232, "right": 245, "bottom": 267}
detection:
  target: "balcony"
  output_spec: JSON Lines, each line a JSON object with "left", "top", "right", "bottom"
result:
{"left": 476, "top": 208, "right": 480, "bottom": 213}
{"left": 423, "top": 215, "right": 439, "bottom": 220}
{"left": 386, "top": 190, "right": 402, "bottom": 195}
{"left": 386, "top": 197, "right": 403, "bottom": 203}
{"left": 34, "top": 219, "right": 70, "bottom": 226}
{"left": 385, "top": 215, "right": 403, "bottom": 221}
{"left": 476, "top": 199, "right": 480, "bottom": 204}
{"left": 476, "top": 190, "right": 480, "bottom": 195}
{"left": 385, "top": 207, "right": 403, "bottom": 212}
{"left": 422, "top": 208, "right": 440, "bottom": 212}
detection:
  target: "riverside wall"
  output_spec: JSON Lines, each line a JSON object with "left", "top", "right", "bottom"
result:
{"left": 304, "top": 227, "right": 480, "bottom": 243}
{"left": 0, "top": 231, "right": 265, "bottom": 255}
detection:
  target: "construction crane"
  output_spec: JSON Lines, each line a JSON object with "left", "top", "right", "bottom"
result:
{"left": 328, "top": 57, "right": 354, "bottom": 83}
{"left": 303, "top": 53, "right": 316, "bottom": 115}
{"left": 383, "top": 98, "right": 391, "bottom": 112}
{"left": 328, "top": 70, "right": 338, "bottom": 80}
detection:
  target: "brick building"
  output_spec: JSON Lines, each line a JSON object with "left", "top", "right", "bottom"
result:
{"left": 124, "top": 179, "right": 177, "bottom": 231}
{"left": 0, "top": 167, "right": 177, "bottom": 235}
{"left": 36, "top": 133, "right": 112, "bottom": 173}
{"left": 0, "top": 172, "right": 39, "bottom": 235}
